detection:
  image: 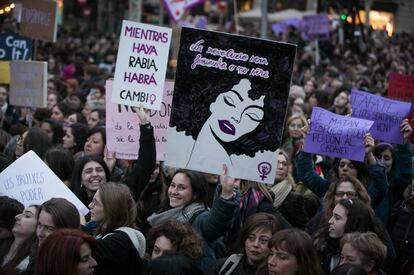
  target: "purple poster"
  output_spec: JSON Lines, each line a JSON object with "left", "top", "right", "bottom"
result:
{"left": 304, "top": 107, "right": 374, "bottom": 162}
{"left": 351, "top": 89, "right": 411, "bottom": 144}
{"left": 301, "top": 13, "right": 330, "bottom": 41}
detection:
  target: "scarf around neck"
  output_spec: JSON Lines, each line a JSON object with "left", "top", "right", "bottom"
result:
{"left": 147, "top": 202, "right": 206, "bottom": 226}
{"left": 270, "top": 179, "right": 292, "bottom": 209}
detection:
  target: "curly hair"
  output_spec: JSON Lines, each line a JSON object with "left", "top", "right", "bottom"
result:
{"left": 171, "top": 28, "right": 296, "bottom": 157}
{"left": 147, "top": 220, "right": 203, "bottom": 262}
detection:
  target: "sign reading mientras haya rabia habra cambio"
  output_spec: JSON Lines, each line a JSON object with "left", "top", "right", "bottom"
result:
{"left": 111, "top": 20, "right": 172, "bottom": 111}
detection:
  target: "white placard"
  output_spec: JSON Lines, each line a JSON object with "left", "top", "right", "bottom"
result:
{"left": 111, "top": 20, "right": 172, "bottom": 110}
{"left": 0, "top": 151, "right": 89, "bottom": 216}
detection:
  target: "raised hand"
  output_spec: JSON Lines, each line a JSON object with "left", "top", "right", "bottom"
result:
{"left": 400, "top": 118, "right": 412, "bottom": 143}
{"left": 133, "top": 105, "right": 150, "bottom": 125}
{"left": 103, "top": 146, "right": 116, "bottom": 172}
{"left": 364, "top": 133, "right": 376, "bottom": 165}
{"left": 220, "top": 164, "right": 239, "bottom": 199}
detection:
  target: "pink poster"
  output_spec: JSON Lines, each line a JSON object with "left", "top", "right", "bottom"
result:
{"left": 106, "top": 80, "right": 173, "bottom": 160}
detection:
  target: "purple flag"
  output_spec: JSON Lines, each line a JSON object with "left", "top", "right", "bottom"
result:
{"left": 304, "top": 107, "right": 374, "bottom": 162}
{"left": 351, "top": 89, "right": 412, "bottom": 144}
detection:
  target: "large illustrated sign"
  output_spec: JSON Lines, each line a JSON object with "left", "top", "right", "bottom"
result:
{"left": 351, "top": 89, "right": 411, "bottom": 144}
{"left": 106, "top": 79, "right": 173, "bottom": 160}
{"left": 111, "top": 20, "right": 172, "bottom": 110}
{"left": 9, "top": 61, "right": 47, "bottom": 108}
{"left": 165, "top": 27, "right": 296, "bottom": 184}
{"left": 304, "top": 107, "right": 374, "bottom": 162}
{"left": 0, "top": 151, "right": 89, "bottom": 216}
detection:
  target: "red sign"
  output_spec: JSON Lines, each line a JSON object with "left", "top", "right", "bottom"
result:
{"left": 388, "top": 72, "right": 414, "bottom": 102}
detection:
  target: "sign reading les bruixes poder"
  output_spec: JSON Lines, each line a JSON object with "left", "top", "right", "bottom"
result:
{"left": 165, "top": 27, "right": 296, "bottom": 184}
{"left": 112, "top": 21, "right": 172, "bottom": 111}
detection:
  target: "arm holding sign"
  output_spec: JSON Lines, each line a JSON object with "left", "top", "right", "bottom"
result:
{"left": 123, "top": 107, "right": 156, "bottom": 201}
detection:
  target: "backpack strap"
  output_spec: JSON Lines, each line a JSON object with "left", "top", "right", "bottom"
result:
{"left": 218, "top": 254, "right": 243, "bottom": 275}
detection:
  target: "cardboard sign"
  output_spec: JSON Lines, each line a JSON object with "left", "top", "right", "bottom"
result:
{"left": 165, "top": 27, "right": 296, "bottom": 184}
{"left": 163, "top": 0, "right": 206, "bottom": 22}
{"left": 111, "top": 20, "right": 172, "bottom": 110}
{"left": 301, "top": 13, "right": 330, "bottom": 41}
{"left": 0, "top": 151, "right": 89, "bottom": 216}
{"left": 0, "top": 61, "right": 10, "bottom": 84}
{"left": 351, "top": 89, "right": 411, "bottom": 144}
{"left": 0, "top": 32, "right": 32, "bottom": 60}
{"left": 106, "top": 79, "right": 173, "bottom": 160}
{"left": 19, "top": 0, "right": 58, "bottom": 42}
{"left": 10, "top": 61, "right": 47, "bottom": 108}
{"left": 304, "top": 107, "right": 374, "bottom": 162}
{"left": 388, "top": 72, "right": 414, "bottom": 102}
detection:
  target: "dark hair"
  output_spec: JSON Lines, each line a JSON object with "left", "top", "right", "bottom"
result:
{"left": 147, "top": 220, "right": 203, "bottom": 262}
{"left": 332, "top": 158, "right": 369, "bottom": 186}
{"left": 236, "top": 212, "right": 280, "bottom": 254}
{"left": 0, "top": 196, "right": 24, "bottom": 231}
{"left": 70, "top": 155, "right": 110, "bottom": 204}
{"left": 44, "top": 148, "right": 74, "bottom": 182}
{"left": 39, "top": 198, "right": 80, "bottom": 230}
{"left": 329, "top": 263, "right": 368, "bottom": 275}
{"left": 144, "top": 252, "right": 203, "bottom": 275}
{"left": 162, "top": 169, "right": 210, "bottom": 211}
{"left": 97, "top": 183, "right": 137, "bottom": 236}
{"left": 264, "top": 229, "right": 323, "bottom": 275}
{"left": 54, "top": 102, "right": 76, "bottom": 117}
{"left": 35, "top": 229, "right": 96, "bottom": 275}
{"left": 0, "top": 129, "right": 12, "bottom": 152}
{"left": 372, "top": 143, "right": 394, "bottom": 173}
{"left": 69, "top": 123, "right": 89, "bottom": 153}
{"left": 41, "top": 119, "right": 65, "bottom": 144}
{"left": 87, "top": 126, "right": 106, "bottom": 145}
{"left": 23, "top": 128, "right": 52, "bottom": 159}
{"left": 171, "top": 30, "right": 295, "bottom": 158}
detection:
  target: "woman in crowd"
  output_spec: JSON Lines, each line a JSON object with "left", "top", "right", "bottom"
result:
{"left": 257, "top": 228, "right": 323, "bottom": 275}
{"left": 67, "top": 112, "right": 87, "bottom": 125}
{"left": 51, "top": 102, "right": 75, "bottom": 122}
{"left": 339, "top": 232, "right": 387, "bottom": 275}
{"left": 0, "top": 205, "right": 39, "bottom": 272}
{"left": 147, "top": 220, "right": 203, "bottom": 262}
{"left": 87, "top": 109, "right": 105, "bottom": 129}
{"left": 372, "top": 118, "right": 412, "bottom": 224}
{"left": 213, "top": 213, "right": 280, "bottom": 275}
{"left": 40, "top": 119, "right": 65, "bottom": 145}
{"left": 281, "top": 114, "right": 308, "bottom": 162}
{"left": 89, "top": 182, "right": 146, "bottom": 275}
{"left": 15, "top": 128, "right": 52, "bottom": 159}
{"left": 44, "top": 148, "right": 74, "bottom": 185}
{"left": 71, "top": 155, "right": 110, "bottom": 206}
{"left": 35, "top": 229, "right": 97, "bottom": 275}
{"left": 83, "top": 127, "right": 106, "bottom": 157}
{"left": 63, "top": 123, "right": 89, "bottom": 155}
{"left": 146, "top": 166, "right": 240, "bottom": 272}
{"left": 144, "top": 252, "right": 203, "bottom": 275}
{"left": 0, "top": 196, "right": 24, "bottom": 253}
{"left": 328, "top": 86, "right": 352, "bottom": 116}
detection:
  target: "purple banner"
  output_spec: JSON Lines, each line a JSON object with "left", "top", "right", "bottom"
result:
{"left": 304, "top": 107, "right": 374, "bottom": 162}
{"left": 301, "top": 13, "right": 330, "bottom": 41}
{"left": 351, "top": 89, "right": 412, "bottom": 144}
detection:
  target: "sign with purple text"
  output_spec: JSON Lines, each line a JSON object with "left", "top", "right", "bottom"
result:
{"left": 300, "top": 13, "right": 330, "bottom": 41}
{"left": 163, "top": 0, "right": 206, "bottom": 22}
{"left": 0, "top": 151, "right": 89, "bottom": 216}
{"left": 304, "top": 107, "right": 374, "bottom": 162}
{"left": 112, "top": 20, "right": 172, "bottom": 110}
{"left": 106, "top": 80, "right": 173, "bottom": 160}
{"left": 351, "top": 89, "right": 411, "bottom": 144}
{"left": 165, "top": 27, "right": 296, "bottom": 184}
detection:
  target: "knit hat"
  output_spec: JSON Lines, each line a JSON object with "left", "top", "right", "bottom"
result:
{"left": 0, "top": 196, "right": 24, "bottom": 230}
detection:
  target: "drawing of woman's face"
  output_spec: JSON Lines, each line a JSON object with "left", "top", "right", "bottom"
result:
{"left": 209, "top": 78, "right": 265, "bottom": 142}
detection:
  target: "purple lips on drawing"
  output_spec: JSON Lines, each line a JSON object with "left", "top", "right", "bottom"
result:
{"left": 218, "top": 120, "right": 236, "bottom": 135}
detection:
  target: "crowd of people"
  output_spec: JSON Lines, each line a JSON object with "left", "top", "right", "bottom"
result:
{"left": 0, "top": 15, "right": 414, "bottom": 275}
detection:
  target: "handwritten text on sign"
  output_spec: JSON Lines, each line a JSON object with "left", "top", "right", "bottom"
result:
{"left": 111, "top": 21, "right": 172, "bottom": 110}
{"left": 351, "top": 89, "right": 411, "bottom": 144}
{"left": 0, "top": 151, "right": 89, "bottom": 216}
{"left": 304, "top": 107, "right": 374, "bottom": 162}
{"left": 106, "top": 80, "right": 173, "bottom": 160}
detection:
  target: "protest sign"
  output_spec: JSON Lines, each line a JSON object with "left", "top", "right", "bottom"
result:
{"left": 106, "top": 79, "right": 173, "bottom": 160}
{"left": 304, "top": 107, "right": 374, "bottom": 162}
{"left": 111, "top": 21, "right": 172, "bottom": 110}
{"left": 351, "top": 89, "right": 411, "bottom": 144}
{"left": 9, "top": 61, "right": 47, "bottom": 108}
{"left": 0, "top": 32, "right": 32, "bottom": 60}
{"left": 300, "top": 13, "right": 330, "bottom": 41}
{"left": 388, "top": 72, "right": 414, "bottom": 102}
{"left": 0, "top": 151, "right": 89, "bottom": 216}
{"left": 19, "top": 0, "right": 58, "bottom": 42}
{"left": 163, "top": 0, "right": 206, "bottom": 22}
{"left": 0, "top": 61, "right": 10, "bottom": 84}
{"left": 165, "top": 27, "right": 296, "bottom": 184}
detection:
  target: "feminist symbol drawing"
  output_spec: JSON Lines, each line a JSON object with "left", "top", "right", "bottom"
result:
{"left": 257, "top": 162, "right": 272, "bottom": 180}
